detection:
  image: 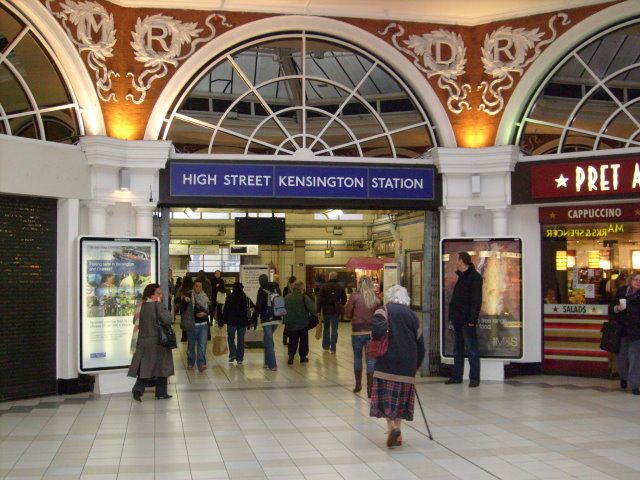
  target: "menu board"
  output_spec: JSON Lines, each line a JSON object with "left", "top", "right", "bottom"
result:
{"left": 441, "top": 238, "right": 523, "bottom": 359}
{"left": 79, "top": 237, "right": 158, "bottom": 372}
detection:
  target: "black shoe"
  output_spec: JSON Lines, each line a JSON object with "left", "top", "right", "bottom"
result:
{"left": 155, "top": 394, "right": 173, "bottom": 400}
{"left": 132, "top": 390, "right": 142, "bottom": 402}
{"left": 469, "top": 380, "right": 480, "bottom": 388}
{"left": 621, "top": 380, "right": 628, "bottom": 389}
{"left": 300, "top": 357, "right": 309, "bottom": 363}
{"left": 444, "top": 378, "right": 462, "bottom": 385}
{"left": 632, "top": 388, "right": 640, "bottom": 395}
{"left": 287, "top": 356, "right": 294, "bottom": 365}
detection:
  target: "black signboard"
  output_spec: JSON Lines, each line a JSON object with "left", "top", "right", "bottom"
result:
{"left": 441, "top": 238, "right": 523, "bottom": 359}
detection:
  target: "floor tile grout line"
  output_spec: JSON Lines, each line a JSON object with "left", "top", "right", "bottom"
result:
{"left": 197, "top": 387, "right": 233, "bottom": 480}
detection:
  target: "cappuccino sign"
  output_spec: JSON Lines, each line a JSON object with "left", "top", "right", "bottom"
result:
{"left": 531, "top": 157, "right": 640, "bottom": 199}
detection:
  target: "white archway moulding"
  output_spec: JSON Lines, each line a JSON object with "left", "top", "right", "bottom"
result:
{"left": 144, "top": 15, "right": 456, "bottom": 147}
{"left": 496, "top": 1, "right": 640, "bottom": 149}
{"left": 8, "top": 0, "right": 105, "bottom": 136}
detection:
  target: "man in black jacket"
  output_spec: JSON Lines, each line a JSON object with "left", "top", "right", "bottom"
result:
{"left": 446, "top": 252, "right": 483, "bottom": 387}
{"left": 318, "top": 271, "right": 347, "bottom": 353}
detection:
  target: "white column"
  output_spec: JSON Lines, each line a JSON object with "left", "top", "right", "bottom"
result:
{"left": 492, "top": 208, "right": 508, "bottom": 236}
{"left": 57, "top": 199, "right": 79, "bottom": 379}
{"left": 87, "top": 201, "right": 109, "bottom": 235}
{"left": 445, "top": 208, "right": 463, "bottom": 237}
{"left": 135, "top": 205, "right": 155, "bottom": 237}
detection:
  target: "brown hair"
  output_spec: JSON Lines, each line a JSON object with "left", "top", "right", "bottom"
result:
{"left": 142, "top": 283, "right": 160, "bottom": 300}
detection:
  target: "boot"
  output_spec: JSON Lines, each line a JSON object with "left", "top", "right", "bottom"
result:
{"left": 353, "top": 369, "right": 362, "bottom": 393}
{"left": 366, "top": 373, "right": 374, "bottom": 398}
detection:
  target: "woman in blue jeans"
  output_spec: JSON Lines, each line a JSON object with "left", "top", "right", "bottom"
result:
{"left": 250, "top": 274, "right": 282, "bottom": 371}
{"left": 345, "top": 276, "right": 380, "bottom": 397}
{"left": 188, "top": 279, "right": 210, "bottom": 372}
{"left": 221, "top": 282, "right": 252, "bottom": 365}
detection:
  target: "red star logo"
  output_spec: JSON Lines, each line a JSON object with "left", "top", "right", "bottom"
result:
{"left": 635, "top": 209, "right": 640, "bottom": 216}
{"left": 549, "top": 212, "right": 556, "bottom": 220}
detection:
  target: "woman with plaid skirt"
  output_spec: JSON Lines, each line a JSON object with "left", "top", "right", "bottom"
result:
{"left": 369, "top": 285, "right": 425, "bottom": 447}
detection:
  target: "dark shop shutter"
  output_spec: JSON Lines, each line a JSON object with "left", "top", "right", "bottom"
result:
{"left": 0, "top": 194, "right": 57, "bottom": 400}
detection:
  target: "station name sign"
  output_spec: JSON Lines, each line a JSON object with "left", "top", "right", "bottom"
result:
{"left": 531, "top": 156, "right": 640, "bottom": 200}
{"left": 170, "top": 163, "right": 435, "bottom": 201}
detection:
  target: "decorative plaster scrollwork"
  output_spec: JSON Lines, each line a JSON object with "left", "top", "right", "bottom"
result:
{"left": 478, "top": 13, "right": 570, "bottom": 115}
{"left": 126, "top": 14, "right": 232, "bottom": 104}
{"left": 45, "top": 0, "right": 119, "bottom": 102}
{"left": 380, "top": 23, "right": 470, "bottom": 114}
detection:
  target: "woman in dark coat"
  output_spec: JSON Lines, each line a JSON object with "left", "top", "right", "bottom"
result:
{"left": 220, "top": 282, "right": 252, "bottom": 364}
{"left": 128, "top": 283, "right": 175, "bottom": 401}
{"left": 283, "top": 281, "right": 315, "bottom": 364}
{"left": 369, "top": 285, "right": 425, "bottom": 448}
{"left": 612, "top": 272, "right": 640, "bottom": 394}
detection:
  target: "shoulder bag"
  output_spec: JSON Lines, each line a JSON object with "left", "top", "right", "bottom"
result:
{"left": 304, "top": 295, "right": 319, "bottom": 330}
{"left": 600, "top": 320, "right": 621, "bottom": 353}
{"left": 155, "top": 302, "right": 177, "bottom": 349}
{"left": 366, "top": 306, "right": 389, "bottom": 358}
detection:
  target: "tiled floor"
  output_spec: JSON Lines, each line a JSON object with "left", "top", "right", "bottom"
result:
{"left": 2, "top": 323, "right": 640, "bottom": 479}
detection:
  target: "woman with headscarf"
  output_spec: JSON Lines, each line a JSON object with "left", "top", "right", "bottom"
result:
{"left": 345, "top": 275, "right": 380, "bottom": 397}
{"left": 128, "top": 283, "right": 174, "bottom": 401}
{"left": 283, "top": 280, "right": 315, "bottom": 364}
{"left": 250, "top": 274, "right": 282, "bottom": 371}
{"left": 369, "top": 285, "right": 425, "bottom": 448}
{"left": 220, "top": 282, "right": 252, "bottom": 365}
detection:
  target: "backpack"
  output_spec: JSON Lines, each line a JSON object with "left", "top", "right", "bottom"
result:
{"left": 263, "top": 288, "right": 286, "bottom": 319}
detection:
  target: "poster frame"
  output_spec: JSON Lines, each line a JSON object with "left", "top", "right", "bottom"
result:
{"left": 78, "top": 236, "right": 159, "bottom": 373}
{"left": 439, "top": 236, "right": 524, "bottom": 360}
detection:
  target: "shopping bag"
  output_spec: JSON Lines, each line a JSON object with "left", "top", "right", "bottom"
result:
{"left": 315, "top": 321, "right": 323, "bottom": 340}
{"left": 212, "top": 323, "right": 228, "bottom": 356}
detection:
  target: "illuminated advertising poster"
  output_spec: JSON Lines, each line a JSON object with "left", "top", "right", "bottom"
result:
{"left": 79, "top": 237, "right": 158, "bottom": 372}
{"left": 441, "top": 238, "right": 523, "bottom": 359}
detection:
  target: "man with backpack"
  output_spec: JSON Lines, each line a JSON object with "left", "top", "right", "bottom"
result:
{"left": 250, "top": 274, "right": 285, "bottom": 371}
{"left": 318, "top": 271, "right": 347, "bottom": 354}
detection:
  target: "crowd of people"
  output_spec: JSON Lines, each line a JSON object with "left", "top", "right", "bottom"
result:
{"left": 127, "top": 255, "right": 640, "bottom": 448}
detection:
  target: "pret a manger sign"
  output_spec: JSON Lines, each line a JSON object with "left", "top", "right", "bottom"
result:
{"left": 531, "top": 156, "right": 640, "bottom": 199}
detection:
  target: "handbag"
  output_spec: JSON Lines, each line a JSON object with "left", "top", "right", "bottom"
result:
{"left": 212, "top": 323, "right": 228, "bottom": 356}
{"left": 217, "top": 291, "right": 227, "bottom": 304}
{"left": 304, "top": 295, "right": 319, "bottom": 330}
{"left": 366, "top": 306, "right": 389, "bottom": 358}
{"left": 155, "top": 302, "right": 177, "bottom": 349}
{"left": 315, "top": 321, "right": 323, "bottom": 340}
{"left": 600, "top": 321, "right": 621, "bottom": 353}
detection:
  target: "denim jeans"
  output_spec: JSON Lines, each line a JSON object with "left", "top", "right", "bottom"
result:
{"left": 351, "top": 335, "right": 375, "bottom": 373}
{"left": 322, "top": 314, "right": 340, "bottom": 351}
{"left": 262, "top": 324, "right": 278, "bottom": 369}
{"left": 618, "top": 337, "right": 640, "bottom": 389}
{"left": 187, "top": 323, "right": 208, "bottom": 368}
{"left": 227, "top": 325, "right": 247, "bottom": 362}
{"left": 452, "top": 323, "right": 480, "bottom": 381}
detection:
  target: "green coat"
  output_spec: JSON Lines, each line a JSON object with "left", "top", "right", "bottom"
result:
{"left": 284, "top": 292, "right": 316, "bottom": 332}
{"left": 128, "top": 301, "right": 175, "bottom": 379}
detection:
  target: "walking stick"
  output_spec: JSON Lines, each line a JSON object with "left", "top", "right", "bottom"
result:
{"left": 415, "top": 390, "right": 434, "bottom": 440}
